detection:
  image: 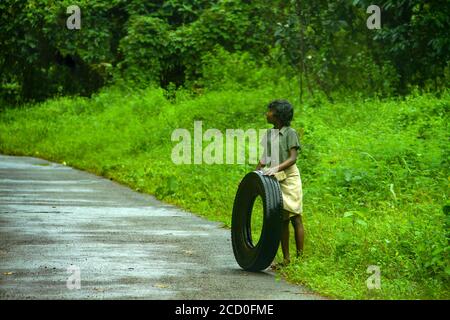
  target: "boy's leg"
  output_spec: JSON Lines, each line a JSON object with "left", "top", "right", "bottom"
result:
{"left": 290, "top": 214, "right": 304, "bottom": 257}
{"left": 281, "top": 218, "right": 290, "bottom": 264}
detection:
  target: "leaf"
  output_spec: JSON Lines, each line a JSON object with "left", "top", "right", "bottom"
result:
{"left": 356, "top": 219, "right": 368, "bottom": 227}
{"left": 343, "top": 211, "right": 354, "bottom": 218}
{"left": 355, "top": 211, "right": 366, "bottom": 219}
{"left": 344, "top": 170, "right": 352, "bottom": 182}
{"left": 389, "top": 183, "right": 397, "bottom": 201}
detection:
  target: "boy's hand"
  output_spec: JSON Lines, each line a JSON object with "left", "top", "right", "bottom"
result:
{"left": 263, "top": 166, "right": 279, "bottom": 176}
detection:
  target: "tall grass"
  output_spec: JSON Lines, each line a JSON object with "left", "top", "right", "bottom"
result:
{"left": 0, "top": 84, "right": 448, "bottom": 299}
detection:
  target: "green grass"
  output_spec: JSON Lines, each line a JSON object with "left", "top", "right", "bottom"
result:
{"left": 0, "top": 84, "right": 448, "bottom": 299}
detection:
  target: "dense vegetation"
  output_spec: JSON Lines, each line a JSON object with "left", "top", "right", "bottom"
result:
{"left": 1, "top": 82, "right": 448, "bottom": 299}
{"left": 0, "top": 0, "right": 448, "bottom": 299}
{"left": 1, "top": 0, "right": 449, "bottom": 104}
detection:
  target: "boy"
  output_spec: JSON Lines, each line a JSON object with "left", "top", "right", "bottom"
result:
{"left": 256, "top": 99, "right": 304, "bottom": 268}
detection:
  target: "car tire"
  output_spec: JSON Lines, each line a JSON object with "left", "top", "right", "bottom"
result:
{"left": 231, "top": 171, "right": 283, "bottom": 271}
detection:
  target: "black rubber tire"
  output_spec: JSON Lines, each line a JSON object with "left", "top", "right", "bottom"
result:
{"left": 231, "top": 171, "right": 283, "bottom": 271}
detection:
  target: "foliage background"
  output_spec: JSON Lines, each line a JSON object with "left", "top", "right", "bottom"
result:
{"left": 1, "top": 0, "right": 449, "bottom": 104}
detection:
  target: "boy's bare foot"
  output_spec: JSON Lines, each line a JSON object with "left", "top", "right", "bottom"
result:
{"left": 270, "top": 259, "right": 290, "bottom": 270}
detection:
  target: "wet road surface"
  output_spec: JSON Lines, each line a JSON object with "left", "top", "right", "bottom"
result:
{"left": 0, "top": 154, "right": 322, "bottom": 299}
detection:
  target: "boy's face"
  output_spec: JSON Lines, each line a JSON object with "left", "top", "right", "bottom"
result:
{"left": 266, "top": 108, "right": 277, "bottom": 124}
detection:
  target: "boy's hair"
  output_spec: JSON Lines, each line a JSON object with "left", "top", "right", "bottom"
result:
{"left": 268, "top": 99, "right": 294, "bottom": 127}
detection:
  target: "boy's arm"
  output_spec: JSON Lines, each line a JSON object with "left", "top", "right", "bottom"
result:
{"left": 278, "top": 148, "right": 298, "bottom": 171}
{"left": 264, "top": 148, "right": 297, "bottom": 175}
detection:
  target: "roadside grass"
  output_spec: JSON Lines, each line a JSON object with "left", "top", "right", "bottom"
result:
{"left": 1, "top": 85, "right": 448, "bottom": 299}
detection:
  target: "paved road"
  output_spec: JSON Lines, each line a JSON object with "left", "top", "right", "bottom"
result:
{"left": 0, "top": 154, "right": 321, "bottom": 299}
